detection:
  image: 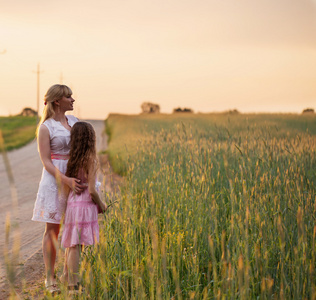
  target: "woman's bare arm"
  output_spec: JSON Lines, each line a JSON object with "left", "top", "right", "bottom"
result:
{"left": 38, "top": 124, "right": 84, "bottom": 193}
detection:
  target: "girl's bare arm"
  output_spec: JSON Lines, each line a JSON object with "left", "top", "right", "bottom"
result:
{"left": 88, "top": 163, "right": 108, "bottom": 213}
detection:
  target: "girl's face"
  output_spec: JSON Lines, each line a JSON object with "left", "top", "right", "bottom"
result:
{"left": 59, "top": 94, "right": 75, "bottom": 112}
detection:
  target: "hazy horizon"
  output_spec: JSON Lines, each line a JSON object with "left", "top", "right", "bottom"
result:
{"left": 1, "top": 0, "right": 315, "bottom": 119}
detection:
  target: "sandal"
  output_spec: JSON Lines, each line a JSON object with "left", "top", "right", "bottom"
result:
{"left": 45, "top": 280, "right": 61, "bottom": 295}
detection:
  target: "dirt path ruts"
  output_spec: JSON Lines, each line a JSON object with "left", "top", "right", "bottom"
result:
{"left": 0, "top": 119, "right": 107, "bottom": 297}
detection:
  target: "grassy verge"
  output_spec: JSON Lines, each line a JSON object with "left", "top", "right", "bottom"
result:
{"left": 0, "top": 116, "right": 37, "bottom": 151}
{"left": 59, "top": 113, "right": 315, "bottom": 299}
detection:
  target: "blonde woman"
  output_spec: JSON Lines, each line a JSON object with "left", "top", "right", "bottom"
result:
{"left": 32, "top": 84, "right": 85, "bottom": 294}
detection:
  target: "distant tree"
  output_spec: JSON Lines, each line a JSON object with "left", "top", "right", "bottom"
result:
{"left": 141, "top": 102, "right": 160, "bottom": 114}
{"left": 227, "top": 109, "right": 240, "bottom": 114}
{"left": 173, "top": 107, "right": 194, "bottom": 113}
{"left": 18, "top": 107, "right": 37, "bottom": 117}
{"left": 302, "top": 108, "right": 314, "bottom": 114}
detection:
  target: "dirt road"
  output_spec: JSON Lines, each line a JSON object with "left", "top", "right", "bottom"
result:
{"left": 0, "top": 119, "right": 107, "bottom": 289}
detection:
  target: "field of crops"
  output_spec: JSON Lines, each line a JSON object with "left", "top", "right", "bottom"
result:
{"left": 77, "top": 113, "right": 315, "bottom": 299}
{"left": 0, "top": 116, "right": 37, "bottom": 151}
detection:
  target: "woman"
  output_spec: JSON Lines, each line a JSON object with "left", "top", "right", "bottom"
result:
{"left": 32, "top": 84, "right": 85, "bottom": 294}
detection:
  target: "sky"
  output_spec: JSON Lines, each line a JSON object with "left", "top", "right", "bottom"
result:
{"left": 0, "top": 0, "right": 316, "bottom": 119}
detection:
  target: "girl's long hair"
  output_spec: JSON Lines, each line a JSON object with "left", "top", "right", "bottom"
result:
{"left": 36, "top": 84, "right": 72, "bottom": 136}
{"left": 66, "top": 122, "right": 98, "bottom": 179}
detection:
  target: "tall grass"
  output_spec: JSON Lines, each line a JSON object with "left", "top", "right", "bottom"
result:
{"left": 61, "top": 113, "right": 316, "bottom": 299}
{"left": 0, "top": 130, "right": 20, "bottom": 298}
{"left": 0, "top": 116, "right": 37, "bottom": 151}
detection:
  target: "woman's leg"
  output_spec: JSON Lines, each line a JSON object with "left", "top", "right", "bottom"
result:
{"left": 42, "top": 223, "right": 60, "bottom": 285}
{"left": 67, "top": 245, "right": 80, "bottom": 286}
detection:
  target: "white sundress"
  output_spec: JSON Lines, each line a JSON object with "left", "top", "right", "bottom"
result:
{"left": 32, "top": 115, "right": 78, "bottom": 224}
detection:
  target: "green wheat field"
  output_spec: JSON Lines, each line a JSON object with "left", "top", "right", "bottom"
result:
{"left": 2, "top": 113, "right": 316, "bottom": 299}
{"left": 79, "top": 113, "right": 315, "bottom": 299}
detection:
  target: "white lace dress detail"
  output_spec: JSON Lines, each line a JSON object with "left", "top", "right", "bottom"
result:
{"left": 32, "top": 115, "right": 78, "bottom": 224}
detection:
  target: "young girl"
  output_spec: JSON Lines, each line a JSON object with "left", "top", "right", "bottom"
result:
{"left": 61, "top": 121, "right": 107, "bottom": 291}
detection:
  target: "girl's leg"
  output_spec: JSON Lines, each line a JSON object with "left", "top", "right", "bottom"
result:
{"left": 67, "top": 245, "right": 80, "bottom": 286}
{"left": 61, "top": 248, "right": 69, "bottom": 283}
{"left": 42, "top": 223, "right": 60, "bottom": 285}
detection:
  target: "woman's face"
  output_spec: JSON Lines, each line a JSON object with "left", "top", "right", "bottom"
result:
{"left": 59, "top": 94, "right": 75, "bottom": 112}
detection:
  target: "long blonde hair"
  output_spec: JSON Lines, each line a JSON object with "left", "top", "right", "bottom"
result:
{"left": 36, "top": 84, "right": 72, "bottom": 136}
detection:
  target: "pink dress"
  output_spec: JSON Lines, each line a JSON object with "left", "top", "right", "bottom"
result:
{"left": 61, "top": 170, "right": 99, "bottom": 248}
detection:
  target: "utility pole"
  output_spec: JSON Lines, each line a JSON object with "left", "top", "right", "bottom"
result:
{"left": 33, "top": 63, "right": 43, "bottom": 124}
